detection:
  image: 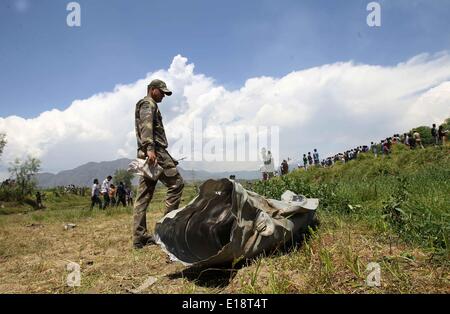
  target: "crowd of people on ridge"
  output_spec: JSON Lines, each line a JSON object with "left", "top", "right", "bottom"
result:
{"left": 260, "top": 123, "right": 448, "bottom": 180}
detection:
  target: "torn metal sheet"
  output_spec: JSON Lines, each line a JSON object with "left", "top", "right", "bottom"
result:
{"left": 128, "top": 158, "right": 164, "bottom": 181}
{"left": 154, "top": 178, "right": 319, "bottom": 268}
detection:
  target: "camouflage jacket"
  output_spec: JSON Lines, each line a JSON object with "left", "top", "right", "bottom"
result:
{"left": 135, "top": 96, "right": 168, "bottom": 159}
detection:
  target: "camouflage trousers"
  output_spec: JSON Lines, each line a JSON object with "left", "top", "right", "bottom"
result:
{"left": 133, "top": 150, "right": 184, "bottom": 245}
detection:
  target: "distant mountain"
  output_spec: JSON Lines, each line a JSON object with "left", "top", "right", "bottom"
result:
{"left": 36, "top": 158, "right": 261, "bottom": 188}
{"left": 36, "top": 158, "right": 132, "bottom": 188}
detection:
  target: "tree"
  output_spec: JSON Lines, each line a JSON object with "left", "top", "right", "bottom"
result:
{"left": 113, "top": 169, "right": 134, "bottom": 188}
{"left": 411, "top": 126, "right": 433, "bottom": 146}
{"left": 0, "top": 133, "right": 6, "bottom": 159}
{"left": 8, "top": 156, "right": 41, "bottom": 199}
{"left": 441, "top": 117, "right": 450, "bottom": 131}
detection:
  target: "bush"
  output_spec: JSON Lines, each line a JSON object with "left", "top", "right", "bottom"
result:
{"left": 412, "top": 126, "right": 433, "bottom": 146}
{"left": 3, "top": 156, "right": 41, "bottom": 202}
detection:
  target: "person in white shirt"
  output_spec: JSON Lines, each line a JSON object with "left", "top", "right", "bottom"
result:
{"left": 101, "top": 175, "right": 112, "bottom": 209}
{"left": 260, "top": 148, "right": 275, "bottom": 180}
{"left": 90, "top": 178, "right": 102, "bottom": 210}
{"left": 313, "top": 149, "right": 320, "bottom": 166}
{"left": 371, "top": 142, "right": 378, "bottom": 157}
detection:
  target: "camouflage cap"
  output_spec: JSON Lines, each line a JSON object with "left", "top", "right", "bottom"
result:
{"left": 148, "top": 79, "right": 172, "bottom": 96}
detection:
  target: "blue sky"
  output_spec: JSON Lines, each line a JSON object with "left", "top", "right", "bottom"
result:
{"left": 1, "top": 0, "right": 450, "bottom": 118}
{"left": 1, "top": 0, "right": 450, "bottom": 177}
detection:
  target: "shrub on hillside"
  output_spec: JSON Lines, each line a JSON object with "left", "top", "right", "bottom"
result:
{"left": 411, "top": 126, "right": 433, "bottom": 146}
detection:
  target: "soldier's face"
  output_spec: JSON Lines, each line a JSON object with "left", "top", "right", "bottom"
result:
{"left": 151, "top": 88, "right": 165, "bottom": 103}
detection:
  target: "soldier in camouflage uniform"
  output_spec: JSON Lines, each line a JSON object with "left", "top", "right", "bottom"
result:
{"left": 133, "top": 79, "right": 184, "bottom": 249}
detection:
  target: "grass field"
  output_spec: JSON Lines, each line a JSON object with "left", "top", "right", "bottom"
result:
{"left": 0, "top": 144, "right": 449, "bottom": 293}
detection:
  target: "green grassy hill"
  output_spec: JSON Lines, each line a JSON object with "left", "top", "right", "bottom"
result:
{"left": 0, "top": 144, "right": 448, "bottom": 293}
{"left": 250, "top": 144, "right": 450, "bottom": 258}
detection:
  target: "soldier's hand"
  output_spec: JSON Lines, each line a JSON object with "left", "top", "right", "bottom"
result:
{"left": 147, "top": 150, "right": 157, "bottom": 166}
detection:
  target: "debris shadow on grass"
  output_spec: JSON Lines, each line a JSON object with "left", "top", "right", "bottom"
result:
{"left": 165, "top": 224, "right": 319, "bottom": 289}
{"left": 166, "top": 265, "right": 239, "bottom": 288}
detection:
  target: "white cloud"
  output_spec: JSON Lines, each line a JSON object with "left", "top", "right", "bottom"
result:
{"left": 1, "top": 53, "right": 450, "bottom": 179}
